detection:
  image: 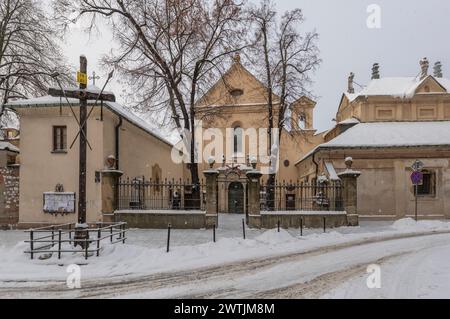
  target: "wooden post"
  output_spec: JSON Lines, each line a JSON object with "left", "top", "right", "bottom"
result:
{"left": 79, "top": 56, "right": 88, "bottom": 224}
{"left": 300, "top": 218, "right": 303, "bottom": 237}
{"left": 58, "top": 230, "right": 62, "bottom": 259}
{"left": 30, "top": 230, "right": 34, "bottom": 260}
{"left": 52, "top": 226, "right": 55, "bottom": 247}
{"left": 85, "top": 229, "right": 89, "bottom": 260}
{"left": 97, "top": 228, "right": 101, "bottom": 257}
{"left": 167, "top": 224, "right": 171, "bottom": 253}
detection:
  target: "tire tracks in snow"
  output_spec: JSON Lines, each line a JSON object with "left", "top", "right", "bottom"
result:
{"left": 1, "top": 230, "right": 450, "bottom": 298}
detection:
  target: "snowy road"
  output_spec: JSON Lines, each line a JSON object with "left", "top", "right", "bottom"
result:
{"left": 1, "top": 230, "right": 450, "bottom": 299}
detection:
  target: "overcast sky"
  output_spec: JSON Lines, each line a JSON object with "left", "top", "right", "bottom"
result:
{"left": 56, "top": 0, "right": 450, "bottom": 134}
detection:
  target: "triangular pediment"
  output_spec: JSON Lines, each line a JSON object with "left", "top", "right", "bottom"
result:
{"left": 196, "top": 62, "right": 280, "bottom": 108}
{"left": 415, "top": 75, "right": 447, "bottom": 94}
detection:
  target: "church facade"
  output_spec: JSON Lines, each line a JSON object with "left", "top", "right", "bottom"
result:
{"left": 193, "top": 56, "right": 322, "bottom": 214}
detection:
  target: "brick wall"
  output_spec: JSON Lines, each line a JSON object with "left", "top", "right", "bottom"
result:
{"left": 0, "top": 166, "right": 20, "bottom": 228}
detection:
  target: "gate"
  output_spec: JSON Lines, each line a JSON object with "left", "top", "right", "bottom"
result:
{"left": 228, "top": 182, "right": 244, "bottom": 214}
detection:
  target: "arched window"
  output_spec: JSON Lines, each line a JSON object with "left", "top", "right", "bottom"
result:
{"left": 298, "top": 113, "right": 306, "bottom": 130}
{"left": 233, "top": 126, "right": 243, "bottom": 155}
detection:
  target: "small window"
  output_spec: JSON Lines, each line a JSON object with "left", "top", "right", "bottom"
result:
{"left": 417, "top": 170, "right": 436, "bottom": 196}
{"left": 229, "top": 88, "right": 244, "bottom": 97}
{"left": 53, "top": 126, "right": 67, "bottom": 152}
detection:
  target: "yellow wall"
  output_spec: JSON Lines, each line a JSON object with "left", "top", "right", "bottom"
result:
{"left": 16, "top": 106, "right": 183, "bottom": 226}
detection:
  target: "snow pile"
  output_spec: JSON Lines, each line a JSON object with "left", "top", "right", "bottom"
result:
{"left": 255, "top": 229, "right": 297, "bottom": 245}
{"left": 392, "top": 218, "right": 449, "bottom": 231}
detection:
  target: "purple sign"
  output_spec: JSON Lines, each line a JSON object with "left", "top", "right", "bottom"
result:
{"left": 411, "top": 171, "right": 423, "bottom": 185}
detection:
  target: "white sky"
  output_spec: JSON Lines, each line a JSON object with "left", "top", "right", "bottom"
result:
{"left": 54, "top": 0, "right": 450, "bottom": 133}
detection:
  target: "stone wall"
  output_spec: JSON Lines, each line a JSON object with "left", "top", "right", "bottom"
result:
{"left": 114, "top": 210, "right": 206, "bottom": 229}
{"left": 0, "top": 166, "right": 20, "bottom": 228}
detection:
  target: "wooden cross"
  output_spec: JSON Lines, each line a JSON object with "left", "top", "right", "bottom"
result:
{"left": 48, "top": 56, "right": 115, "bottom": 223}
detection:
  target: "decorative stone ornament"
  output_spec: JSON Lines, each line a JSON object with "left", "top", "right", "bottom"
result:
{"left": 55, "top": 183, "right": 64, "bottom": 192}
{"left": 106, "top": 155, "right": 116, "bottom": 169}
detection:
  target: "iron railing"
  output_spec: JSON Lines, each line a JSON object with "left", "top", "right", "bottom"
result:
{"left": 260, "top": 180, "right": 344, "bottom": 212}
{"left": 24, "top": 222, "right": 127, "bottom": 260}
{"left": 117, "top": 177, "right": 206, "bottom": 211}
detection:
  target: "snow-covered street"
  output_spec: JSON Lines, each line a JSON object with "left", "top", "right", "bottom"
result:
{"left": 1, "top": 215, "right": 450, "bottom": 298}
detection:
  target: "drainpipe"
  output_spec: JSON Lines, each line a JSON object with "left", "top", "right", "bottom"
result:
{"left": 115, "top": 116, "right": 123, "bottom": 170}
{"left": 312, "top": 151, "right": 319, "bottom": 179}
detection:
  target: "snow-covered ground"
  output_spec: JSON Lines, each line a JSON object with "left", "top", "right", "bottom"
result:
{"left": 1, "top": 214, "right": 450, "bottom": 298}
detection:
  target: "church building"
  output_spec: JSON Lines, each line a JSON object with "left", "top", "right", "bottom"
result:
{"left": 297, "top": 58, "right": 450, "bottom": 220}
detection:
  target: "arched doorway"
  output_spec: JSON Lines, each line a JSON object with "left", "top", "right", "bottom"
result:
{"left": 228, "top": 182, "right": 244, "bottom": 214}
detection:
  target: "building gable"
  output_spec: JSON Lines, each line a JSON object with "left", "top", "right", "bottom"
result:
{"left": 196, "top": 61, "right": 279, "bottom": 108}
{"left": 415, "top": 76, "right": 447, "bottom": 94}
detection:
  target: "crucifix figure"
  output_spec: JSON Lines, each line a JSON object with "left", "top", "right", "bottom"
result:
{"left": 89, "top": 71, "right": 100, "bottom": 86}
{"left": 48, "top": 56, "right": 115, "bottom": 225}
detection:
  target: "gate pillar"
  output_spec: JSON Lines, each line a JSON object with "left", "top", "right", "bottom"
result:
{"left": 338, "top": 157, "right": 361, "bottom": 226}
{"left": 204, "top": 168, "right": 219, "bottom": 228}
{"left": 246, "top": 168, "right": 262, "bottom": 228}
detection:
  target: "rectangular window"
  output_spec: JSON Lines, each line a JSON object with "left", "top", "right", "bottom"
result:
{"left": 417, "top": 170, "right": 436, "bottom": 196}
{"left": 53, "top": 126, "right": 67, "bottom": 152}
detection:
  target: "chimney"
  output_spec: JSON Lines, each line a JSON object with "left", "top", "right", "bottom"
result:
{"left": 433, "top": 61, "right": 443, "bottom": 78}
{"left": 420, "top": 57, "right": 429, "bottom": 80}
{"left": 347, "top": 72, "right": 355, "bottom": 94}
{"left": 371, "top": 63, "right": 380, "bottom": 79}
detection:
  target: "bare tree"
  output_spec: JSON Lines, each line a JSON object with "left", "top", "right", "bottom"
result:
{"left": 54, "top": 0, "right": 248, "bottom": 206}
{"left": 0, "top": 0, "right": 70, "bottom": 129}
{"left": 249, "top": 0, "right": 320, "bottom": 209}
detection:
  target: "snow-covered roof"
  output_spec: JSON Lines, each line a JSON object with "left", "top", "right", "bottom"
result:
{"left": 296, "top": 121, "right": 450, "bottom": 165}
{"left": 0, "top": 141, "right": 19, "bottom": 153}
{"left": 338, "top": 117, "right": 360, "bottom": 125}
{"left": 347, "top": 75, "right": 450, "bottom": 100}
{"left": 6, "top": 93, "right": 174, "bottom": 147}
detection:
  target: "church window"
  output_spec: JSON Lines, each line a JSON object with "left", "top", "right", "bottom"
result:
{"left": 233, "top": 126, "right": 243, "bottom": 155}
{"left": 53, "top": 126, "right": 67, "bottom": 152}
{"left": 417, "top": 170, "right": 436, "bottom": 196}
{"left": 298, "top": 113, "right": 306, "bottom": 130}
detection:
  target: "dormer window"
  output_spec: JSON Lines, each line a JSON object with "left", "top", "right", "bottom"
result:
{"left": 229, "top": 88, "right": 244, "bottom": 97}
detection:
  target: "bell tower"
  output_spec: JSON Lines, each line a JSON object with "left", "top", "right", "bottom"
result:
{"left": 290, "top": 96, "right": 316, "bottom": 132}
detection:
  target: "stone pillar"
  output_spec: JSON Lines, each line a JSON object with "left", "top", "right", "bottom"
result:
{"left": 246, "top": 169, "right": 262, "bottom": 228}
{"left": 204, "top": 169, "right": 219, "bottom": 228}
{"left": 101, "top": 169, "right": 123, "bottom": 222}
{"left": 338, "top": 157, "right": 361, "bottom": 226}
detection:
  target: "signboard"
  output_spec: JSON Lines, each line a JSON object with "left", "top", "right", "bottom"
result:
{"left": 412, "top": 160, "right": 424, "bottom": 172}
{"left": 76, "top": 71, "right": 88, "bottom": 86}
{"left": 43, "top": 192, "right": 76, "bottom": 214}
{"left": 411, "top": 171, "right": 423, "bottom": 186}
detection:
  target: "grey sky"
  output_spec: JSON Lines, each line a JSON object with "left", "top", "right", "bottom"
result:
{"left": 57, "top": 0, "right": 450, "bottom": 133}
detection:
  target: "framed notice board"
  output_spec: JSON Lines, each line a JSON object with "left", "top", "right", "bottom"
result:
{"left": 43, "top": 192, "right": 76, "bottom": 214}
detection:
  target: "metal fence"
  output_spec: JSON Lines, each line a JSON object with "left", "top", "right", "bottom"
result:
{"left": 117, "top": 177, "right": 206, "bottom": 211}
{"left": 260, "top": 180, "right": 344, "bottom": 212}
{"left": 24, "top": 222, "right": 127, "bottom": 260}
